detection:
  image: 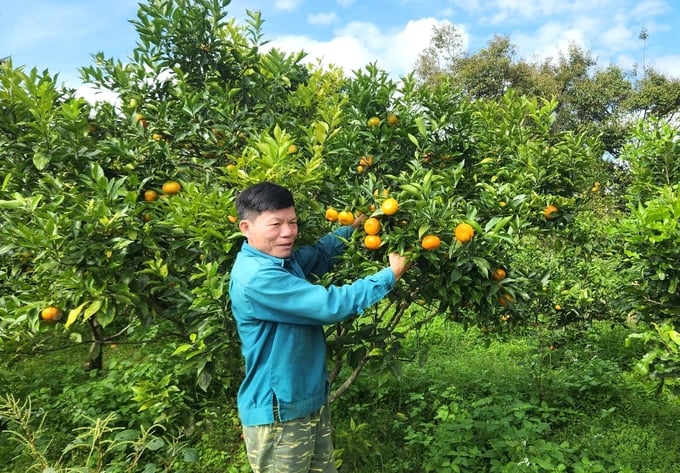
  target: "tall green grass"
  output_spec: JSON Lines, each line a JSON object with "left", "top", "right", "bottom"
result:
{"left": 332, "top": 320, "right": 680, "bottom": 472}
{"left": 2, "top": 320, "right": 678, "bottom": 472}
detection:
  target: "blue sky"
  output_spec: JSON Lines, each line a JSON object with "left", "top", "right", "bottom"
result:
{"left": 1, "top": 0, "right": 679, "bottom": 94}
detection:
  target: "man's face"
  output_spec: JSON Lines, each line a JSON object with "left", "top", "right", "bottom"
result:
{"left": 239, "top": 206, "right": 298, "bottom": 258}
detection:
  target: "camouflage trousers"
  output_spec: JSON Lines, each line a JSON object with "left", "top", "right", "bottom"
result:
{"left": 242, "top": 402, "right": 337, "bottom": 473}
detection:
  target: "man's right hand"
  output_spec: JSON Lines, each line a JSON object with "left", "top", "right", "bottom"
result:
{"left": 388, "top": 252, "right": 411, "bottom": 281}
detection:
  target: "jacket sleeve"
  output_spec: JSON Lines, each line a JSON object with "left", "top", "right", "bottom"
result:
{"left": 236, "top": 263, "right": 396, "bottom": 325}
{"left": 294, "top": 226, "right": 354, "bottom": 278}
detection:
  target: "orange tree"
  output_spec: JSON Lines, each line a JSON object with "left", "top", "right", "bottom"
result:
{"left": 0, "top": 0, "right": 606, "bottom": 428}
{"left": 616, "top": 118, "right": 680, "bottom": 397}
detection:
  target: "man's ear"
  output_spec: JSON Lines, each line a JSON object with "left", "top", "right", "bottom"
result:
{"left": 239, "top": 219, "right": 250, "bottom": 235}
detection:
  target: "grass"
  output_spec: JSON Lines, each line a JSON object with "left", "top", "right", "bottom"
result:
{"left": 332, "top": 320, "right": 680, "bottom": 472}
{"left": 1, "top": 319, "right": 679, "bottom": 472}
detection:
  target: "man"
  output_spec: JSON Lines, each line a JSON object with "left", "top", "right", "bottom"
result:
{"left": 229, "top": 181, "right": 410, "bottom": 472}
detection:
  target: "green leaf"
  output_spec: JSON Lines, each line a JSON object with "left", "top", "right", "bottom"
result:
{"left": 83, "top": 300, "right": 103, "bottom": 321}
{"left": 32, "top": 152, "right": 50, "bottom": 170}
{"left": 407, "top": 133, "right": 419, "bottom": 147}
{"left": 64, "top": 301, "right": 89, "bottom": 329}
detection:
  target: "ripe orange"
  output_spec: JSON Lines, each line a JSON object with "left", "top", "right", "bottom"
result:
{"left": 421, "top": 235, "right": 441, "bottom": 250}
{"left": 287, "top": 144, "right": 298, "bottom": 154}
{"left": 543, "top": 204, "right": 558, "bottom": 220}
{"left": 381, "top": 198, "right": 399, "bottom": 216}
{"left": 228, "top": 215, "right": 238, "bottom": 223}
{"left": 325, "top": 207, "right": 339, "bottom": 222}
{"left": 359, "top": 155, "right": 374, "bottom": 166}
{"left": 40, "top": 306, "right": 63, "bottom": 323}
{"left": 367, "top": 116, "right": 380, "bottom": 128}
{"left": 492, "top": 268, "right": 506, "bottom": 281}
{"left": 554, "top": 304, "right": 562, "bottom": 311}
{"left": 499, "top": 293, "right": 514, "bottom": 307}
{"left": 162, "top": 181, "right": 182, "bottom": 195}
{"left": 454, "top": 222, "right": 475, "bottom": 243}
{"left": 357, "top": 165, "right": 365, "bottom": 173}
{"left": 338, "top": 210, "right": 355, "bottom": 226}
{"left": 364, "top": 235, "right": 382, "bottom": 250}
{"left": 144, "top": 189, "right": 158, "bottom": 202}
{"left": 363, "top": 217, "right": 381, "bottom": 235}
{"left": 386, "top": 114, "right": 399, "bottom": 126}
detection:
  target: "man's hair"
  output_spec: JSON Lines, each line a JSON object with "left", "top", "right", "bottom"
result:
{"left": 235, "top": 182, "right": 295, "bottom": 220}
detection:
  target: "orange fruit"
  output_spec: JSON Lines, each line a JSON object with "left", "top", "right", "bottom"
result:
{"left": 228, "top": 215, "right": 237, "bottom": 223}
{"left": 287, "top": 144, "right": 298, "bottom": 154}
{"left": 162, "top": 181, "right": 182, "bottom": 195}
{"left": 135, "top": 113, "right": 148, "bottom": 129}
{"left": 543, "top": 204, "right": 558, "bottom": 220}
{"left": 364, "top": 235, "right": 382, "bottom": 250}
{"left": 357, "top": 165, "right": 365, "bottom": 173}
{"left": 381, "top": 198, "right": 399, "bottom": 216}
{"left": 492, "top": 268, "right": 506, "bottom": 281}
{"left": 421, "top": 235, "right": 441, "bottom": 250}
{"left": 363, "top": 217, "right": 381, "bottom": 235}
{"left": 337, "top": 210, "right": 355, "bottom": 226}
{"left": 386, "top": 114, "right": 399, "bottom": 126}
{"left": 40, "top": 306, "right": 63, "bottom": 323}
{"left": 325, "top": 207, "right": 339, "bottom": 222}
{"left": 359, "top": 155, "right": 374, "bottom": 166}
{"left": 367, "top": 116, "right": 380, "bottom": 128}
{"left": 454, "top": 222, "right": 475, "bottom": 243}
{"left": 144, "top": 189, "right": 158, "bottom": 202}
{"left": 555, "top": 304, "right": 562, "bottom": 311}
{"left": 499, "top": 293, "right": 514, "bottom": 307}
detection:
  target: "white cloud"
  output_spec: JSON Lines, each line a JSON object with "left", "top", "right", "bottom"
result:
{"left": 513, "top": 22, "right": 590, "bottom": 64}
{"left": 600, "top": 23, "right": 634, "bottom": 53}
{"left": 274, "top": 0, "right": 303, "bottom": 11}
{"left": 336, "top": 0, "right": 355, "bottom": 7}
{"left": 650, "top": 54, "right": 680, "bottom": 78}
{"left": 267, "top": 17, "right": 457, "bottom": 78}
{"left": 308, "top": 12, "right": 339, "bottom": 26}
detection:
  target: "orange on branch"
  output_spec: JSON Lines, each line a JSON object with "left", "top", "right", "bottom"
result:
{"left": 363, "top": 217, "right": 381, "bottom": 235}
{"left": 338, "top": 210, "right": 355, "bottom": 226}
{"left": 367, "top": 116, "right": 380, "bottom": 128}
{"left": 381, "top": 198, "right": 399, "bottom": 216}
{"left": 325, "top": 207, "right": 339, "bottom": 222}
{"left": 492, "top": 268, "right": 506, "bottom": 281}
{"left": 364, "top": 235, "right": 382, "bottom": 250}
{"left": 421, "top": 235, "right": 441, "bottom": 250}
{"left": 386, "top": 114, "right": 399, "bottom": 126}
{"left": 454, "top": 222, "right": 475, "bottom": 243}
{"left": 359, "top": 155, "right": 374, "bottom": 166}
{"left": 144, "top": 189, "right": 158, "bottom": 202}
{"left": 40, "top": 306, "right": 63, "bottom": 323}
{"left": 543, "top": 204, "right": 558, "bottom": 220}
{"left": 162, "top": 181, "right": 182, "bottom": 195}
{"left": 499, "top": 293, "right": 514, "bottom": 307}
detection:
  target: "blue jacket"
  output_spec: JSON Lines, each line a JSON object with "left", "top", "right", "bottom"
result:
{"left": 229, "top": 225, "right": 396, "bottom": 426}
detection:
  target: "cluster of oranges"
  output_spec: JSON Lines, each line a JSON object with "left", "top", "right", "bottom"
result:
{"left": 143, "top": 180, "right": 182, "bottom": 203}
{"left": 356, "top": 155, "right": 374, "bottom": 174}
{"left": 142, "top": 181, "right": 182, "bottom": 221}
{"left": 326, "top": 197, "right": 479, "bottom": 252}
